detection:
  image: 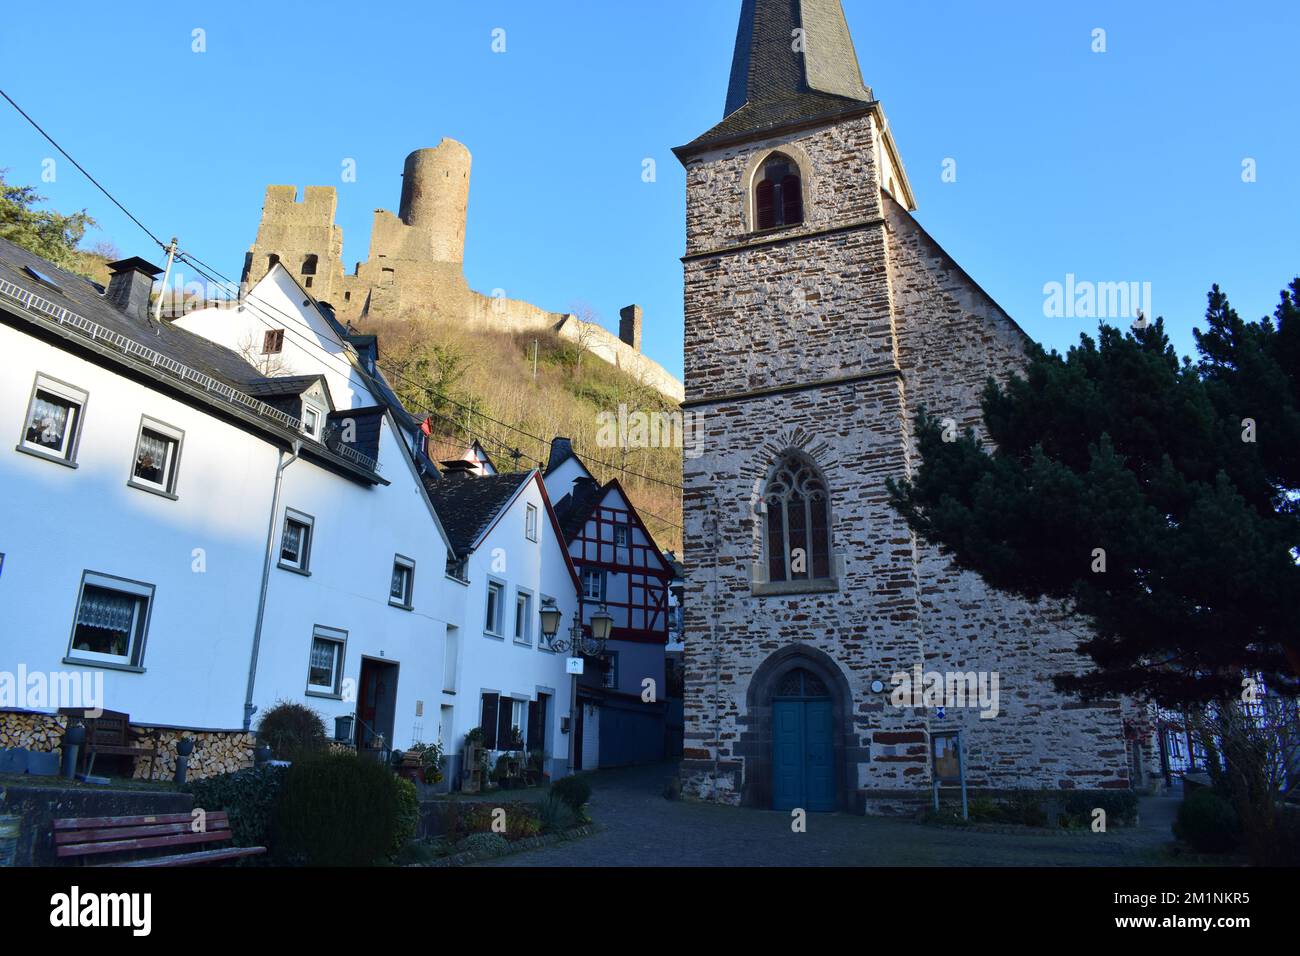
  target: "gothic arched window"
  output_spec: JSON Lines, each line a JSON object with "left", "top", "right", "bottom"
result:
{"left": 763, "top": 452, "right": 832, "bottom": 583}
{"left": 755, "top": 153, "right": 804, "bottom": 231}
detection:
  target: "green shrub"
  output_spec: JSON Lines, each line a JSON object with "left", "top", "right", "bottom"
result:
{"left": 1173, "top": 789, "right": 1241, "bottom": 853}
{"left": 186, "top": 765, "right": 286, "bottom": 855}
{"left": 256, "top": 701, "right": 327, "bottom": 762}
{"left": 551, "top": 774, "right": 592, "bottom": 813}
{"left": 458, "top": 832, "right": 510, "bottom": 858}
{"left": 1064, "top": 790, "right": 1139, "bottom": 828}
{"left": 393, "top": 776, "right": 420, "bottom": 854}
{"left": 1004, "top": 792, "right": 1048, "bottom": 828}
{"left": 537, "top": 792, "right": 579, "bottom": 833}
{"left": 274, "top": 753, "right": 405, "bottom": 866}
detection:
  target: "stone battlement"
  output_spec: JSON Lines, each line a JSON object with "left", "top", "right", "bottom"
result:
{"left": 241, "top": 141, "right": 683, "bottom": 403}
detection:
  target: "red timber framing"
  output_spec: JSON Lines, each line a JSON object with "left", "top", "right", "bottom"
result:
{"left": 570, "top": 482, "right": 672, "bottom": 644}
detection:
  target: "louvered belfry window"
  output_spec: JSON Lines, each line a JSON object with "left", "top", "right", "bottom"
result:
{"left": 764, "top": 452, "right": 832, "bottom": 583}
{"left": 755, "top": 154, "right": 804, "bottom": 230}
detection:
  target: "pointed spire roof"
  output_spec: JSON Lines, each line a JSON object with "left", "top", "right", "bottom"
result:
{"left": 682, "top": 0, "right": 876, "bottom": 154}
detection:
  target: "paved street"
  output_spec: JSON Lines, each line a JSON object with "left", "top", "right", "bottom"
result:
{"left": 484, "top": 763, "right": 1183, "bottom": 867}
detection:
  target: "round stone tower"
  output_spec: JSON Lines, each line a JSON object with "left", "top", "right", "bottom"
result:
{"left": 397, "top": 139, "right": 471, "bottom": 265}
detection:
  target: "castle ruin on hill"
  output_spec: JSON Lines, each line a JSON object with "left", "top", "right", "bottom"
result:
{"left": 241, "top": 139, "right": 683, "bottom": 403}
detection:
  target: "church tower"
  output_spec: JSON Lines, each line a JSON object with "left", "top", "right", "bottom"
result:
{"left": 675, "top": 0, "right": 1140, "bottom": 812}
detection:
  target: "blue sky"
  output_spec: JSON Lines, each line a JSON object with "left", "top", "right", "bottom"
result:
{"left": 2, "top": 0, "right": 1297, "bottom": 381}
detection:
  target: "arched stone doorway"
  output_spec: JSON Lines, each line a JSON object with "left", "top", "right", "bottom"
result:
{"left": 737, "top": 644, "right": 861, "bottom": 811}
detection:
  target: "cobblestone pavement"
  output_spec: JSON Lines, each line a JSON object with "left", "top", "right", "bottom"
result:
{"left": 483, "top": 763, "right": 1183, "bottom": 867}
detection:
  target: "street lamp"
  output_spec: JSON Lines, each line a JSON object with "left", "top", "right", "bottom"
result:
{"left": 540, "top": 599, "right": 615, "bottom": 657}
{"left": 539, "top": 598, "right": 616, "bottom": 776}
{"left": 539, "top": 599, "right": 563, "bottom": 645}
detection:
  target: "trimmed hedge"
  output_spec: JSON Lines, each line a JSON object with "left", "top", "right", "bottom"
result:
{"left": 274, "top": 753, "right": 406, "bottom": 866}
{"left": 186, "top": 765, "right": 286, "bottom": 855}
{"left": 256, "top": 701, "right": 327, "bottom": 762}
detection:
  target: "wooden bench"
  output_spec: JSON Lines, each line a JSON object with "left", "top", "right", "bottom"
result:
{"left": 53, "top": 812, "right": 267, "bottom": 867}
{"left": 58, "top": 708, "right": 159, "bottom": 779}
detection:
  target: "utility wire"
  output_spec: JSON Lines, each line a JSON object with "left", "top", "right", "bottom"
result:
{"left": 0, "top": 87, "right": 169, "bottom": 252}
{"left": 0, "top": 89, "right": 685, "bottom": 502}
{"left": 175, "top": 251, "right": 686, "bottom": 494}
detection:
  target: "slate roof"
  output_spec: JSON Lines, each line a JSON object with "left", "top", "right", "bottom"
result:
{"left": 679, "top": 0, "right": 876, "bottom": 154}
{"left": 327, "top": 405, "right": 386, "bottom": 464}
{"left": 0, "top": 237, "right": 267, "bottom": 392}
{"left": 0, "top": 239, "right": 386, "bottom": 484}
{"left": 243, "top": 375, "right": 326, "bottom": 398}
{"left": 420, "top": 471, "right": 531, "bottom": 557}
{"left": 552, "top": 479, "right": 606, "bottom": 543}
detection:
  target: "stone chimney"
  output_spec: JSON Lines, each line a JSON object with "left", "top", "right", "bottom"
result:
{"left": 547, "top": 437, "right": 574, "bottom": 474}
{"left": 619, "top": 305, "right": 643, "bottom": 352}
{"left": 105, "top": 257, "right": 163, "bottom": 321}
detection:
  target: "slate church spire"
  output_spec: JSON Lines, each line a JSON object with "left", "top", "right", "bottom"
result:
{"left": 725, "top": 0, "right": 873, "bottom": 116}
{"left": 687, "top": 0, "right": 875, "bottom": 150}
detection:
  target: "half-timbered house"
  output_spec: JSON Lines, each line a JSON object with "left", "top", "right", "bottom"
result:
{"left": 543, "top": 439, "right": 674, "bottom": 767}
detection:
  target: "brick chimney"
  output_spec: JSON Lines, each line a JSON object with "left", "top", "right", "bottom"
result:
{"left": 105, "top": 257, "right": 163, "bottom": 321}
{"left": 619, "top": 305, "right": 643, "bottom": 352}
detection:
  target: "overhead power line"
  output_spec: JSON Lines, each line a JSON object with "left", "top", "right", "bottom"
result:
{"left": 0, "top": 87, "right": 169, "bottom": 252}
{"left": 1, "top": 90, "right": 686, "bottom": 505}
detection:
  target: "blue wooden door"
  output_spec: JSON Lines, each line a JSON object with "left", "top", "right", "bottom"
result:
{"left": 772, "top": 698, "right": 835, "bottom": 811}
{"left": 804, "top": 700, "right": 835, "bottom": 811}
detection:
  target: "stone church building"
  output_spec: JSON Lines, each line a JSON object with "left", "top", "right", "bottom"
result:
{"left": 676, "top": 0, "right": 1147, "bottom": 813}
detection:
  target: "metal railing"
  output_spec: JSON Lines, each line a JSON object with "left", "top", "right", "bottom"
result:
{"left": 1, "top": 277, "right": 304, "bottom": 433}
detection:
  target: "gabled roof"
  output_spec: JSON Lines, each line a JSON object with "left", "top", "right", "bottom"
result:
{"left": 421, "top": 471, "right": 532, "bottom": 557}
{"left": 681, "top": 0, "right": 876, "bottom": 154}
{"left": 243, "top": 374, "right": 330, "bottom": 400}
{"left": 0, "top": 237, "right": 267, "bottom": 391}
{"left": 0, "top": 239, "right": 388, "bottom": 486}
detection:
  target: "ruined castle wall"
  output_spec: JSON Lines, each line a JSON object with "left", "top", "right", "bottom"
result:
{"left": 243, "top": 145, "right": 684, "bottom": 404}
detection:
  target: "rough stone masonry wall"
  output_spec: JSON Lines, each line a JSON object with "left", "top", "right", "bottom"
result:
{"left": 682, "top": 115, "right": 937, "bottom": 811}
{"left": 680, "top": 108, "right": 1133, "bottom": 811}
{"left": 885, "top": 196, "right": 1131, "bottom": 791}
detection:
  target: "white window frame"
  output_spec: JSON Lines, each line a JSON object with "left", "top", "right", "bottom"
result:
{"left": 581, "top": 567, "right": 604, "bottom": 602}
{"left": 306, "top": 625, "right": 347, "bottom": 697}
{"left": 66, "top": 571, "right": 154, "bottom": 669}
{"left": 301, "top": 402, "right": 324, "bottom": 441}
{"left": 525, "top": 503, "right": 539, "bottom": 542}
{"left": 614, "top": 523, "right": 629, "bottom": 548}
{"left": 514, "top": 590, "right": 533, "bottom": 646}
{"left": 17, "top": 373, "right": 87, "bottom": 467}
{"left": 390, "top": 554, "right": 415, "bottom": 610}
{"left": 128, "top": 415, "right": 184, "bottom": 498}
{"left": 602, "top": 651, "right": 620, "bottom": 690}
{"left": 279, "top": 508, "right": 315, "bottom": 574}
{"left": 485, "top": 580, "right": 505, "bottom": 637}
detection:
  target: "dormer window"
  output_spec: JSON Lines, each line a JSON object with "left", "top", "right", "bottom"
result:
{"left": 301, "top": 403, "right": 323, "bottom": 441}
{"left": 755, "top": 153, "right": 804, "bottom": 230}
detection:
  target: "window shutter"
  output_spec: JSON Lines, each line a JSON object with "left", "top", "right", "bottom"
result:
{"left": 526, "top": 699, "right": 541, "bottom": 751}
{"left": 781, "top": 175, "right": 803, "bottom": 226}
{"left": 497, "top": 700, "right": 514, "bottom": 751}
{"left": 481, "top": 693, "right": 499, "bottom": 749}
{"left": 756, "top": 179, "right": 776, "bottom": 230}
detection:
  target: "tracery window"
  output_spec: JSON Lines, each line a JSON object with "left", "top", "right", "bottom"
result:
{"left": 763, "top": 452, "right": 832, "bottom": 583}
